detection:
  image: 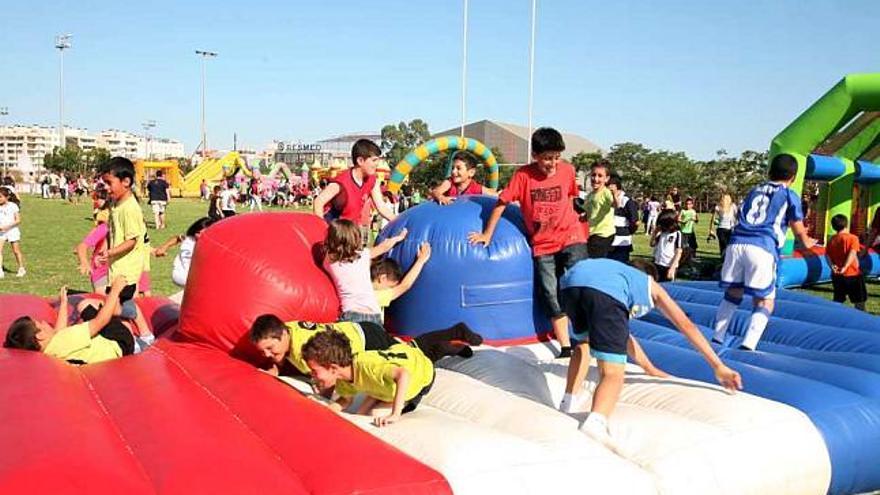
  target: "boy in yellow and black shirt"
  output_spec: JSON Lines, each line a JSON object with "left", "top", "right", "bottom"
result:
{"left": 249, "top": 315, "right": 482, "bottom": 380}
{"left": 302, "top": 330, "right": 452, "bottom": 427}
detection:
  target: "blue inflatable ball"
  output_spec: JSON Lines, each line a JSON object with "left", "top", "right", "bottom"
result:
{"left": 377, "top": 195, "right": 550, "bottom": 342}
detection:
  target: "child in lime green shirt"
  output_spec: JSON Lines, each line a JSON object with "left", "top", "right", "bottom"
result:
{"left": 678, "top": 197, "right": 699, "bottom": 261}
{"left": 585, "top": 161, "right": 615, "bottom": 258}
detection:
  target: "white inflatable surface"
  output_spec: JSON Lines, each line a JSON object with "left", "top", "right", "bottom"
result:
{"left": 279, "top": 342, "right": 831, "bottom": 495}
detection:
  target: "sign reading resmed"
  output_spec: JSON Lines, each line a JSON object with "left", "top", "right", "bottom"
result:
{"left": 277, "top": 142, "right": 323, "bottom": 152}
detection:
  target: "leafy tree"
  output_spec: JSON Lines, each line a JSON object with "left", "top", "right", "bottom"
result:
{"left": 380, "top": 119, "right": 430, "bottom": 168}
{"left": 570, "top": 150, "right": 604, "bottom": 172}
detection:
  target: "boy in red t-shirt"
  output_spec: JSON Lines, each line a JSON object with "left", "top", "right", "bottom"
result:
{"left": 430, "top": 151, "right": 497, "bottom": 204}
{"left": 313, "top": 139, "right": 397, "bottom": 244}
{"left": 827, "top": 214, "right": 867, "bottom": 311}
{"left": 469, "top": 128, "right": 588, "bottom": 358}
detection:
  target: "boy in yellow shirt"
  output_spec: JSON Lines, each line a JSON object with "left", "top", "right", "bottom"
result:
{"left": 302, "top": 330, "right": 437, "bottom": 427}
{"left": 250, "top": 315, "right": 482, "bottom": 378}
{"left": 3, "top": 277, "right": 133, "bottom": 364}
{"left": 98, "top": 158, "right": 148, "bottom": 322}
{"left": 585, "top": 161, "right": 616, "bottom": 258}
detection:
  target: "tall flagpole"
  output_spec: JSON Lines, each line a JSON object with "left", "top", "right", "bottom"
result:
{"left": 527, "top": 0, "right": 537, "bottom": 159}
{"left": 461, "top": 0, "right": 469, "bottom": 137}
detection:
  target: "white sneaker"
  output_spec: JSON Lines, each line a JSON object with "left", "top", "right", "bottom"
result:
{"left": 580, "top": 414, "right": 626, "bottom": 456}
{"left": 15, "top": 267, "right": 25, "bottom": 277}
{"left": 559, "top": 393, "right": 591, "bottom": 414}
{"left": 0, "top": 269, "right": 4, "bottom": 278}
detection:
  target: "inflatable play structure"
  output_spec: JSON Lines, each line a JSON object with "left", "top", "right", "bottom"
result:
{"left": 387, "top": 136, "right": 500, "bottom": 194}
{"left": 134, "top": 159, "right": 182, "bottom": 195}
{"left": 180, "top": 151, "right": 257, "bottom": 196}
{"left": 3, "top": 204, "right": 880, "bottom": 493}
{"left": 773, "top": 73, "right": 880, "bottom": 286}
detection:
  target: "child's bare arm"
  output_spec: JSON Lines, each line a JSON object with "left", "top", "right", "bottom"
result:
{"left": 627, "top": 336, "right": 668, "bottom": 378}
{"left": 388, "top": 242, "right": 431, "bottom": 300}
{"left": 107, "top": 238, "right": 137, "bottom": 259}
{"left": 154, "top": 235, "right": 183, "bottom": 257}
{"left": 650, "top": 280, "right": 742, "bottom": 392}
{"left": 480, "top": 185, "right": 498, "bottom": 197}
{"left": 431, "top": 180, "right": 453, "bottom": 204}
{"left": 468, "top": 200, "right": 507, "bottom": 246}
{"left": 371, "top": 184, "right": 396, "bottom": 221}
{"left": 841, "top": 245, "right": 859, "bottom": 273}
{"left": 370, "top": 228, "right": 408, "bottom": 259}
{"left": 330, "top": 396, "right": 354, "bottom": 413}
{"left": 373, "top": 367, "right": 409, "bottom": 427}
{"left": 790, "top": 220, "right": 817, "bottom": 248}
{"left": 312, "top": 183, "right": 341, "bottom": 217}
{"left": 54, "top": 286, "right": 69, "bottom": 330}
{"left": 74, "top": 242, "right": 91, "bottom": 275}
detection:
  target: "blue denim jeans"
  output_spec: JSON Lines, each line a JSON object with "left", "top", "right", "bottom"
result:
{"left": 533, "top": 242, "right": 588, "bottom": 318}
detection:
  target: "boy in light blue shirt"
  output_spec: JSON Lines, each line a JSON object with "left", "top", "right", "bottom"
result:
{"left": 559, "top": 258, "right": 742, "bottom": 451}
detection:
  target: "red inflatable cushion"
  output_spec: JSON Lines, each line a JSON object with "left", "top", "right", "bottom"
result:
{"left": 0, "top": 341, "right": 450, "bottom": 494}
{"left": 178, "top": 213, "right": 340, "bottom": 359}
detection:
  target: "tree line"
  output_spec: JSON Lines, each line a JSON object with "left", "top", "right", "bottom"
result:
{"left": 381, "top": 119, "right": 768, "bottom": 207}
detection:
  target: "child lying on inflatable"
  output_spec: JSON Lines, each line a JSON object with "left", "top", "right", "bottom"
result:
{"left": 301, "top": 328, "right": 484, "bottom": 427}
{"left": 250, "top": 315, "right": 483, "bottom": 379}
{"left": 4, "top": 277, "right": 135, "bottom": 364}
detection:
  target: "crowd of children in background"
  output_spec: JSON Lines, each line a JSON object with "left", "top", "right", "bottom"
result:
{"left": 1, "top": 126, "right": 876, "bottom": 454}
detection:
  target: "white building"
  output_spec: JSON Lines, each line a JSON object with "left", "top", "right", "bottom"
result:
{"left": 137, "top": 137, "right": 185, "bottom": 160}
{"left": 0, "top": 125, "right": 60, "bottom": 171}
{"left": 0, "top": 125, "right": 185, "bottom": 174}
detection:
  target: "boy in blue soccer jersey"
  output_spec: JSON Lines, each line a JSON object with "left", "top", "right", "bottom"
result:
{"left": 712, "top": 154, "right": 817, "bottom": 350}
{"left": 559, "top": 258, "right": 742, "bottom": 450}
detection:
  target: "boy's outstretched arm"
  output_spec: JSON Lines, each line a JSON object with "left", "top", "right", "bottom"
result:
{"left": 431, "top": 179, "right": 454, "bottom": 204}
{"left": 650, "top": 279, "right": 743, "bottom": 392}
{"left": 374, "top": 367, "right": 410, "bottom": 427}
{"left": 627, "top": 336, "right": 669, "bottom": 378}
{"left": 370, "top": 183, "right": 397, "bottom": 221}
{"left": 370, "top": 228, "right": 408, "bottom": 259}
{"left": 312, "top": 183, "right": 341, "bottom": 217}
{"left": 54, "top": 286, "right": 69, "bottom": 330}
{"left": 480, "top": 185, "right": 498, "bottom": 197}
{"left": 790, "top": 220, "right": 817, "bottom": 249}
{"left": 468, "top": 200, "right": 507, "bottom": 246}
{"left": 388, "top": 242, "right": 431, "bottom": 301}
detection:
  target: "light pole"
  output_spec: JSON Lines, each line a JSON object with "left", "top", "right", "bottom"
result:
{"left": 195, "top": 50, "right": 217, "bottom": 158}
{"left": 142, "top": 119, "right": 157, "bottom": 160}
{"left": 55, "top": 34, "right": 72, "bottom": 150}
{"left": 0, "top": 107, "right": 8, "bottom": 177}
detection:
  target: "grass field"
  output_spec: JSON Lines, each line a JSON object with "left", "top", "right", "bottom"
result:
{"left": 2, "top": 195, "right": 878, "bottom": 314}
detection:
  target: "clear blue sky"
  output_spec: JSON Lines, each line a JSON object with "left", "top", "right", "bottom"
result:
{"left": 1, "top": 0, "right": 878, "bottom": 159}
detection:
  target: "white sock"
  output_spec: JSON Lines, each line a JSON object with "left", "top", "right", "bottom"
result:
{"left": 584, "top": 412, "right": 608, "bottom": 429}
{"left": 741, "top": 307, "right": 771, "bottom": 350}
{"left": 713, "top": 298, "right": 740, "bottom": 343}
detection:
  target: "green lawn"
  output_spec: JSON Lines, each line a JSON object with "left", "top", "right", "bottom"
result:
{"left": 2, "top": 198, "right": 878, "bottom": 315}
{"left": 0, "top": 195, "right": 299, "bottom": 297}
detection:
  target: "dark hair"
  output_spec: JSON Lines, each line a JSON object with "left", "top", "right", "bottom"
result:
{"left": 351, "top": 139, "right": 382, "bottom": 166}
{"left": 301, "top": 330, "right": 353, "bottom": 367}
{"left": 100, "top": 157, "right": 136, "bottom": 187}
{"left": 212, "top": 185, "right": 222, "bottom": 194}
{"left": 685, "top": 197, "right": 694, "bottom": 204}
{"left": 371, "top": 258, "right": 403, "bottom": 283}
{"left": 606, "top": 173, "right": 623, "bottom": 189}
{"left": 831, "top": 214, "right": 849, "bottom": 233}
{"left": 769, "top": 154, "right": 798, "bottom": 181}
{"left": 324, "top": 219, "right": 361, "bottom": 263}
{"left": 631, "top": 259, "right": 659, "bottom": 281}
{"left": 657, "top": 209, "right": 679, "bottom": 232}
{"left": 531, "top": 127, "right": 565, "bottom": 155}
{"left": 186, "top": 217, "right": 214, "bottom": 238}
{"left": 3, "top": 316, "right": 40, "bottom": 351}
{"left": 156, "top": 170, "right": 165, "bottom": 178}
{"left": 591, "top": 160, "right": 611, "bottom": 173}
{"left": 452, "top": 151, "right": 478, "bottom": 170}
{"left": 0, "top": 187, "right": 20, "bottom": 206}
{"left": 249, "top": 314, "right": 287, "bottom": 343}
